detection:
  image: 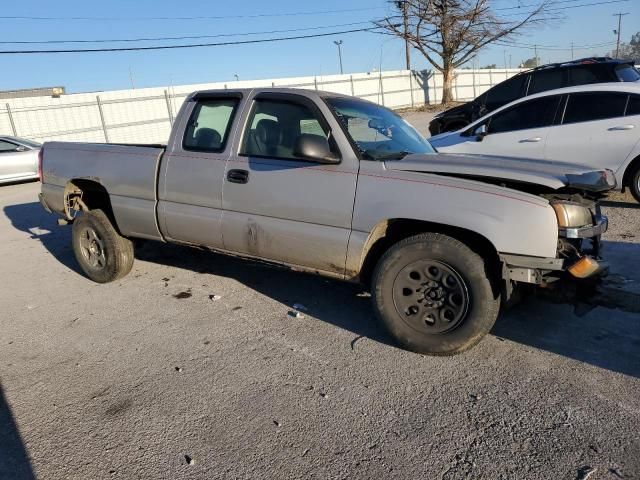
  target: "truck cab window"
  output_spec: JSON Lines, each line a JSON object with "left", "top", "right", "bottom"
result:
{"left": 183, "top": 98, "right": 238, "bottom": 152}
{"left": 241, "top": 98, "right": 332, "bottom": 160}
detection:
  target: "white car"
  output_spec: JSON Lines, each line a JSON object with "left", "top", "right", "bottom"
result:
{"left": 430, "top": 83, "right": 640, "bottom": 202}
{"left": 0, "top": 136, "right": 41, "bottom": 185}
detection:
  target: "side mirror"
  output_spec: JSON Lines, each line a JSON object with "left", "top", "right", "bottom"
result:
{"left": 474, "top": 124, "right": 488, "bottom": 142}
{"left": 15, "top": 145, "right": 28, "bottom": 152}
{"left": 293, "top": 134, "right": 339, "bottom": 164}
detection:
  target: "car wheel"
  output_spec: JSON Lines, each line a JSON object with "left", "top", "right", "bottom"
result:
{"left": 371, "top": 233, "right": 500, "bottom": 356}
{"left": 629, "top": 164, "right": 640, "bottom": 204}
{"left": 72, "top": 209, "right": 134, "bottom": 283}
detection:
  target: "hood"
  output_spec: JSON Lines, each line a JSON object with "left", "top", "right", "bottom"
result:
{"left": 385, "top": 153, "right": 617, "bottom": 192}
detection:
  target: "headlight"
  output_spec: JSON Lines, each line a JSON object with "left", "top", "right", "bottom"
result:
{"left": 551, "top": 202, "right": 593, "bottom": 228}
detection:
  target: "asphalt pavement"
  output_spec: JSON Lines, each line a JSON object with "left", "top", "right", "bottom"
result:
{"left": 1, "top": 128, "right": 640, "bottom": 479}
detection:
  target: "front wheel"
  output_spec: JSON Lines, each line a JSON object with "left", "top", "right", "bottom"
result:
{"left": 371, "top": 233, "right": 500, "bottom": 356}
{"left": 72, "top": 209, "right": 134, "bottom": 283}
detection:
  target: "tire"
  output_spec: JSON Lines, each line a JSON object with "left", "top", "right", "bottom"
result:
{"left": 371, "top": 233, "right": 500, "bottom": 356}
{"left": 72, "top": 209, "right": 134, "bottom": 283}
{"left": 629, "top": 164, "right": 640, "bottom": 204}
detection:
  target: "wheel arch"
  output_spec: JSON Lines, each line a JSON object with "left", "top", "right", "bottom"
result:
{"left": 622, "top": 153, "right": 640, "bottom": 190}
{"left": 357, "top": 218, "right": 501, "bottom": 288}
{"left": 64, "top": 178, "right": 120, "bottom": 231}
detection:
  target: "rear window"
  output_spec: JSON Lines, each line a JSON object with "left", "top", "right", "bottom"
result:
{"left": 563, "top": 92, "right": 628, "bottom": 124}
{"left": 183, "top": 98, "right": 239, "bottom": 152}
{"left": 616, "top": 64, "right": 640, "bottom": 82}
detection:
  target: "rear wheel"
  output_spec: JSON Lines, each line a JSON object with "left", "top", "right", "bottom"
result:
{"left": 371, "top": 233, "right": 500, "bottom": 356}
{"left": 72, "top": 209, "right": 134, "bottom": 283}
{"left": 629, "top": 164, "right": 640, "bottom": 204}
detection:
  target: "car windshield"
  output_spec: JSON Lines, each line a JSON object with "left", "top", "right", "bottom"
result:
{"left": 616, "top": 64, "right": 640, "bottom": 82}
{"left": 326, "top": 97, "right": 435, "bottom": 160}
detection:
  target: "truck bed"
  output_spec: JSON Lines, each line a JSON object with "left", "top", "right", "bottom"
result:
{"left": 40, "top": 142, "right": 166, "bottom": 240}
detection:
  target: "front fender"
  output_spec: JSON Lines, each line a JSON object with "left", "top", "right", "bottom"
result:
{"left": 348, "top": 167, "right": 558, "bottom": 275}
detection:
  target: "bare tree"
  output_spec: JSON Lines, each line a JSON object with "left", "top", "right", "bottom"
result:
{"left": 380, "top": 1, "right": 551, "bottom": 103}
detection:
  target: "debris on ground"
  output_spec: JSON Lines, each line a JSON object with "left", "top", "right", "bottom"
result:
{"left": 173, "top": 290, "right": 192, "bottom": 299}
{"left": 288, "top": 310, "right": 305, "bottom": 319}
{"left": 209, "top": 294, "right": 222, "bottom": 301}
{"left": 184, "top": 455, "right": 194, "bottom": 465}
{"left": 174, "top": 367, "right": 183, "bottom": 373}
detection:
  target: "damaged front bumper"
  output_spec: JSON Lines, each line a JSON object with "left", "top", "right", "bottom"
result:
{"left": 501, "top": 214, "right": 609, "bottom": 286}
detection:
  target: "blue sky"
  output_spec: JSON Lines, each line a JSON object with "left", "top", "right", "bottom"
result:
{"left": 0, "top": 0, "right": 638, "bottom": 93}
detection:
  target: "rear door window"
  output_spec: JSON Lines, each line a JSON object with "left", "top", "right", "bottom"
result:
{"left": 562, "top": 92, "right": 628, "bottom": 124}
{"left": 488, "top": 95, "right": 561, "bottom": 133}
{"left": 528, "top": 69, "right": 566, "bottom": 95}
{"left": 183, "top": 98, "right": 239, "bottom": 152}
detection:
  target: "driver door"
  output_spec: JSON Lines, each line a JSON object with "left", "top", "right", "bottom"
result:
{"left": 221, "top": 92, "right": 358, "bottom": 276}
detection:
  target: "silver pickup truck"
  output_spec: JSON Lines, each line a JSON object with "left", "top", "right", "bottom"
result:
{"left": 39, "top": 88, "right": 615, "bottom": 355}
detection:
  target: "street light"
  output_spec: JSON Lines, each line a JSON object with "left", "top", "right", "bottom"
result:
{"left": 334, "top": 40, "right": 344, "bottom": 75}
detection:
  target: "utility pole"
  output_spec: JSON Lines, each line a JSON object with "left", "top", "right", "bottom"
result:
{"left": 534, "top": 45, "right": 538, "bottom": 67}
{"left": 613, "top": 12, "right": 629, "bottom": 58}
{"left": 571, "top": 42, "right": 574, "bottom": 60}
{"left": 334, "top": 40, "right": 344, "bottom": 74}
{"left": 503, "top": 50, "right": 507, "bottom": 69}
{"left": 396, "top": 0, "right": 411, "bottom": 70}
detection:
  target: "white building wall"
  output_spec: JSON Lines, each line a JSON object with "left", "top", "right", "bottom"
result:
{"left": 0, "top": 68, "right": 525, "bottom": 144}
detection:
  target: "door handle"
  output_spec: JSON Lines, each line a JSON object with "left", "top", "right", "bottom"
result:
{"left": 227, "top": 169, "right": 249, "bottom": 184}
{"left": 520, "top": 137, "right": 542, "bottom": 143}
{"left": 608, "top": 124, "right": 635, "bottom": 131}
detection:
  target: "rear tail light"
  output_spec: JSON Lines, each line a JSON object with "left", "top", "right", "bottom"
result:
{"left": 37, "top": 148, "right": 43, "bottom": 181}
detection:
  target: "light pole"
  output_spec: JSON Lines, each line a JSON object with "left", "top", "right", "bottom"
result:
{"left": 613, "top": 12, "right": 629, "bottom": 58}
{"left": 334, "top": 40, "right": 344, "bottom": 74}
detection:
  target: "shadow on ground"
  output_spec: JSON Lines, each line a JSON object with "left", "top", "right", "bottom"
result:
{"left": 3, "top": 202, "right": 81, "bottom": 275}
{"left": 5, "top": 201, "right": 640, "bottom": 379}
{"left": 0, "top": 384, "right": 36, "bottom": 480}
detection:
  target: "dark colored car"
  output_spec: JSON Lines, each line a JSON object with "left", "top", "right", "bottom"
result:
{"left": 429, "top": 57, "right": 640, "bottom": 136}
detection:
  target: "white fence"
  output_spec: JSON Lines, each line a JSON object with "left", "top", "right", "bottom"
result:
{"left": 0, "top": 68, "right": 523, "bottom": 144}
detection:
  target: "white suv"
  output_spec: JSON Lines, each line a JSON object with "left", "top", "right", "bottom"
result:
{"left": 430, "top": 83, "right": 640, "bottom": 202}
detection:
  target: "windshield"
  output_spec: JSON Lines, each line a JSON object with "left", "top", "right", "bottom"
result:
{"left": 616, "top": 64, "right": 640, "bottom": 82}
{"left": 326, "top": 97, "right": 435, "bottom": 160}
